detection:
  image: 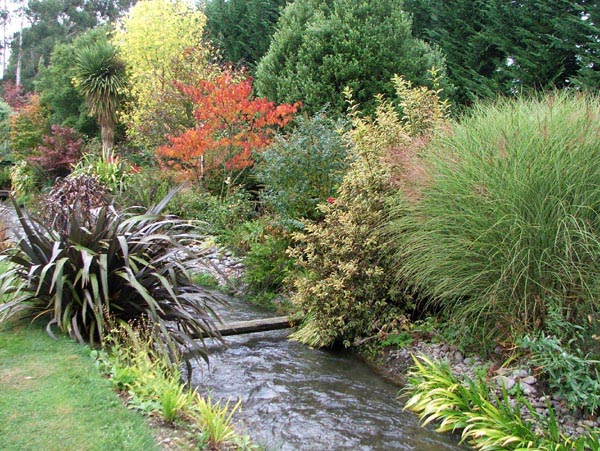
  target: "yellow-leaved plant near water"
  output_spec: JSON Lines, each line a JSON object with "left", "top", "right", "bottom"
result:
{"left": 288, "top": 71, "right": 449, "bottom": 348}
{"left": 93, "top": 319, "right": 255, "bottom": 449}
{"left": 404, "top": 355, "right": 600, "bottom": 450}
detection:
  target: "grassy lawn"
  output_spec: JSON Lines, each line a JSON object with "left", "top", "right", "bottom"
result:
{"left": 0, "top": 319, "right": 159, "bottom": 451}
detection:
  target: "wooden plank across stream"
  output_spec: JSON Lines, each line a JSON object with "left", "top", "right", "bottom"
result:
{"left": 194, "top": 316, "right": 293, "bottom": 339}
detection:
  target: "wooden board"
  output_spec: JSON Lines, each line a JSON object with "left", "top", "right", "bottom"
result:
{"left": 194, "top": 316, "right": 293, "bottom": 338}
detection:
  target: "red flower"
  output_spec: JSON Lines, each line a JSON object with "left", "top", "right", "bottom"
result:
{"left": 327, "top": 197, "right": 334, "bottom": 204}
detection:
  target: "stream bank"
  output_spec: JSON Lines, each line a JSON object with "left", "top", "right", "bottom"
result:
{"left": 187, "top": 296, "right": 463, "bottom": 451}
{"left": 190, "top": 253, "right": 599, "bottom": 447}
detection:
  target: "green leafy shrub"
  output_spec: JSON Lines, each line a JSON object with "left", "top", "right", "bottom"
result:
{"left": 215, "top": 218, "right": 266, "bottom": 257}
{"left": 255, "top": 111, "right": 349, "bottom": 225}
{"left": 115, "top": 168, "right": 174, "bottom": 209}
{"left": 0, "top": 100, "right": 11, "bottom": 159}
{"left": 255, "top": 0, "right": 451, "bottom": 115}
{"left": 0, "top": 187, "right": 225, "bottom": 360}
{"left": 8, "top": 94, "right": 50, "bottom": 160}
{"left": 242, "top": 220, "right": 295, "bottom": 305}
{"left": 519, "top": 331, "right": 600, "bottom": 415}
{"left": 115, "top": 167, "right": 256, "bottom": 236}
{"left": 9, "top": 160, "right": 39, "bottom": 199}
{"left": 191, "top": 273, "right": 220, "bottom": 289}
{"left": 0, "top": 165, "right": 11, "bottom": 190}
{"left": 71, "top": 150, "right": 134, "bottom": 195}
{"left": 386, "top": 93, "right": 600, "bottom": 344}
{"left": 165, "top": 186, "right": 256, "bottom": 236}
{"left": 288, "top": 76, "right": 447, "bottom": 347}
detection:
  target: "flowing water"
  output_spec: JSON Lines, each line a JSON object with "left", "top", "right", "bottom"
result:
{"left": 0, "top": 203, "right": 461, "bottom": 450}
{"left": 189, "top": 297, "right": 463, "bottom": 451}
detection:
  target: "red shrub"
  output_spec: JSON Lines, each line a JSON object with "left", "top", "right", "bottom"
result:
{"left": 157, "top": 73, "right": 299, "bottom": 188}
{"left": 30, "top": 125, "right": 84, "bottom": 178}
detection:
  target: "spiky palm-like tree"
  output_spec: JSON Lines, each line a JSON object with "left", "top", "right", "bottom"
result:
{"left": 74, "top": 43, "right": 125, "bottom": 158}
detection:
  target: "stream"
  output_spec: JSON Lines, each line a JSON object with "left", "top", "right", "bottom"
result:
{"left": 0, "top": 203, "right": 462, "bottom": 449}
{"left": 189, "top": 297, "right": 463, "bottom": 450}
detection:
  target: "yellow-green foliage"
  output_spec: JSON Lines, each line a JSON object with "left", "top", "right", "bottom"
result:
{"left": 114, "top": 0, "right": 216, "bottom": 149}
{"left": 9, "top": 160, "right": 38, "bottom": 198}
{"left": 95, "top": 321, "right": 252, "bottom": 448}
{"left": 289, "top": 74, "right": 448, "bottom": 348}
{"left": 192, "top": 396, "right": 242, "bottom": 449}
{"left": 404, "top": 355, "right": 600, "bottom": 450}
{"left": 71, "top": 152, "right": 134, "bottom": 195}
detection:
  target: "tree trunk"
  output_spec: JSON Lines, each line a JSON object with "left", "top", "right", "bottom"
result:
{"left": 100, "top": 121, "right": 114, "bottom": 160}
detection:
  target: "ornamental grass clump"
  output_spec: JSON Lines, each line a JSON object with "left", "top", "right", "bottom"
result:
{"left": 386, "top": 92, "right": 600, "bottom": 344}
{"left": 0, "top": 182, "right": 224, "bottom": 361}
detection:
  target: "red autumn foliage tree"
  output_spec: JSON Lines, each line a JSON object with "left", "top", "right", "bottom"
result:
{"left": 1, "top": 80, "right": 28, "bottom": 112}
{"left": 29, "top": 125, "right": 84, "bottom": 179}
{"left": 157, "top": 73, "right": 299, "bottom": 193}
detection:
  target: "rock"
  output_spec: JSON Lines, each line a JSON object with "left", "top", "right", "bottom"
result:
{"left": 521, "top": 375, "right": 536, "bottom": 385}
{"left": 512, "top": 369, "right": 528, "bottom": 378}
{"left": 496, "top": 375, "right": 516, "bottom": 390}
{"left": 519, "top": 382, "right": 536, "bottom": 396}
{"left": 454, "top": 351, "right": 464, "bottom": 363}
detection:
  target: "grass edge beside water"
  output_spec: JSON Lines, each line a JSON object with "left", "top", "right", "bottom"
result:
{"left": 0, "top": 319, "right": 160, "bottom": 451}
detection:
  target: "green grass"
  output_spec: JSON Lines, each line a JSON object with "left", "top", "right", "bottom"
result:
{"left": 0, "top": 319, "right": 159, "bottom": 451}
{"left": 386, "top": 92, "right": 600, "bottom": 344}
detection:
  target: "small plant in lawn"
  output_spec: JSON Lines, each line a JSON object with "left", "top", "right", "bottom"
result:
{"left": 158, "top": 380, "right": 194, "bottom": 423}
{"left": 0, "top": 184, "right": 225, "bottom": 361}
{"left": 193, "top": 395, "right": 241, "bottom": 449}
